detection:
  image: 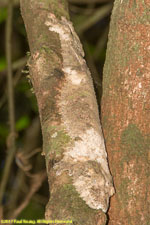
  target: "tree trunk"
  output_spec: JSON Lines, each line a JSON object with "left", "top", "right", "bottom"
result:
{"left": 101, "top": 0, "right": 150, "bottom": 224}
{"left": 20, "top": 0, "right": 114, "bottom": 224}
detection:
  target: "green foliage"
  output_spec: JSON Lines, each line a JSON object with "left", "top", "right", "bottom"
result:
{"left": 29, "top": 95, "right": 38, "bottom": 113}
{"left": 17, "top": 201, "right": 45, "bottom": 219}
{"left": 0, "top": 8, "right": 7, "bottom": 24}
{"left": 0, "top": 124, "right": 8, "bottom": 145}
{"left": 15, "top": 115, "right": 30, "bottom": 131}
{"left": 0, "top": 57, "right": 6, "bottom": 71}
{"left": 72, "top": 14, "right": 88, "bottom": 29}
{"left": 16, "top": 78, "right": 31, "bottom": 92}
{"left": 86, "top": 43, "right": 95, "bottom": 56}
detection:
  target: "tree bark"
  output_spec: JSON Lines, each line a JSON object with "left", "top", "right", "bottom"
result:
{"left": 20, "top": 0, "right": 114, "bottom": 224}
{"left": 101, "top": 0, "right": 150, "bottom": 224}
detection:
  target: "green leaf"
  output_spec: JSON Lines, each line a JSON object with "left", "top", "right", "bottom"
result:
{"left": 0, "top": 8, "right": 7, "bottom": 24}
{"left": 15, "top": 115, "right": 30, "bottom": 131}
{"left": 17, "top": 201, "right": 45, "bottom": 219}
{"left": 0, "top": 124, "right": 9, "bottom": 146}
{"left": 16, "top": 79, "right": 30, "bottom": 92}
{"left": 30, "top": 95, "right": 38, "bottom": 113}
{"left": 86, "top": 43, "right": 95, "bottom": 56}
{"left": 0, "top": 57, "right": 6, "bottom": 71}
{"left": 0, "top": 124, "right": 9, "bottom": 138}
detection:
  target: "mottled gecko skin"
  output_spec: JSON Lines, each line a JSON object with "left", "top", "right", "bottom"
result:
{"left": 45, "top": 14, "right": 115, "bottom": 213}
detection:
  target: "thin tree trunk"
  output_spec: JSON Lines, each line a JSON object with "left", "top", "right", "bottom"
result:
{"left": 101, "top": 0, "right": 150, "bottom": 224}
{"left": 20, "top": 0, "right": 114, "bottom": 224}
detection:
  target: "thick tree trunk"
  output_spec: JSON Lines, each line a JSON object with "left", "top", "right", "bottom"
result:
{"left": 101, "top": 0, "right": 150, "bottom": 224}
{"left": 20, "top": 0, "right": 114, "bottom": 224}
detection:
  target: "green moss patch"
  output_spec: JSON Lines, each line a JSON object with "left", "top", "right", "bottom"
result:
{"left": 43, "top": 125, "right": 72, "bottom": 157}
{"left": 48, "top": 183, "right": 98, "bottom": 225}
{"left": 121, "top": 124, "right": 148, "bottom": 159}
{"left": 118, "top": 177, "right": 131, "bottom": 208}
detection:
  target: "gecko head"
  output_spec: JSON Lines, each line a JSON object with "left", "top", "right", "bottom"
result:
{"left": 72, "top": 164, "right": 115, "bottom": 213}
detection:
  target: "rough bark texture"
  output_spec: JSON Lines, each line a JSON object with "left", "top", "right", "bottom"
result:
{"left": 101, "top": 0, "right": 150, "bottom": 224}
{"left": 20, "top": 0, "right": 114, "bottom": 224}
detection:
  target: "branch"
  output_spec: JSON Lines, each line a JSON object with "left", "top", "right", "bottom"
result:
{"left": 20, "top": 0, "right": 115, "bottom": 223}
{"left": 0, "top": 0, "right": 112, "bottom": 8}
